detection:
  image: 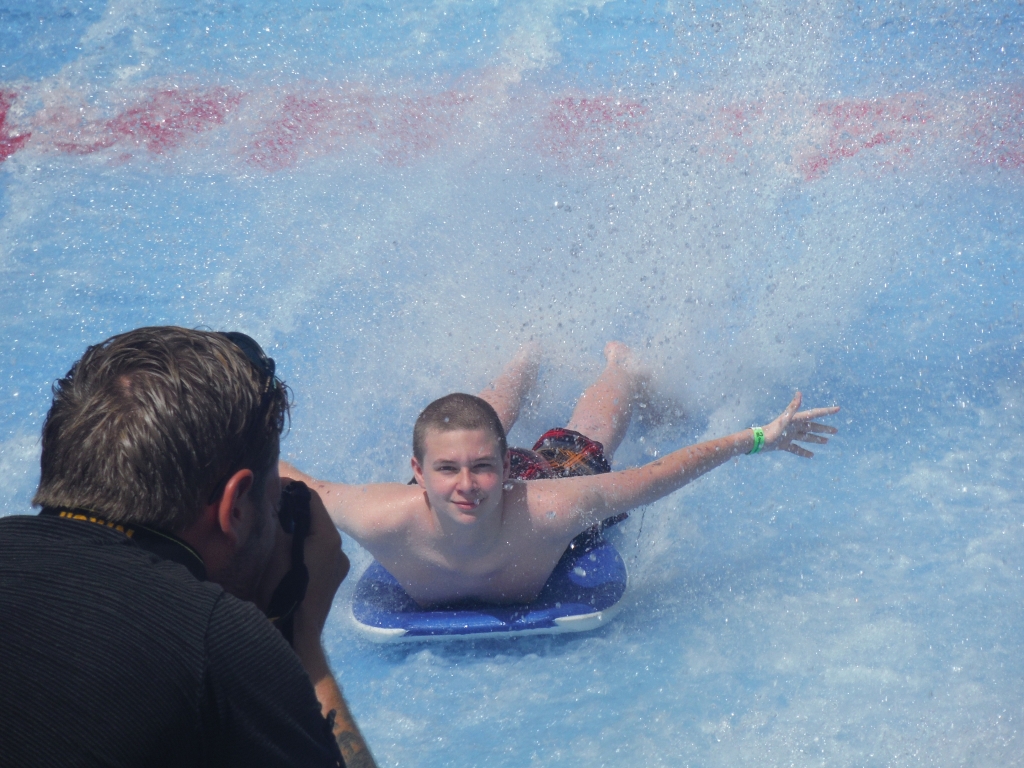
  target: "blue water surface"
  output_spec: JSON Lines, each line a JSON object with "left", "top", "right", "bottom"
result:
{"left": 2, "top": 0, "right": 1024, "bottom": 765}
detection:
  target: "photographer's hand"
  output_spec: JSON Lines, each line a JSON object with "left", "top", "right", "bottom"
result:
{"left": 254, "top": 492, "right": 304, "bottom": 617}
{"left": 289, "top": 487, "right": 377, "bottom": 768}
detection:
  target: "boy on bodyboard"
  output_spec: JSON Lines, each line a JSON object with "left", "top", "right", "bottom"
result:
{"left": 282, "top": 342, "right": 839, "bottom": 608}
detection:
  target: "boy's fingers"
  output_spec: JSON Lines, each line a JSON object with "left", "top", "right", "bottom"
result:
{"left": 805, "top": 421, "right": 838, "bottom": 434}
{"left": 787, "top": 392, "right": 803, "bottom": 414}
{"left": 795, "top": 406, "right": 840, "bottom": 421}
{"left": 786, "top": 443, "right": 814, "bottom": 458}
{"left": 797, "top": 433, "right": 829, "bottom": 444}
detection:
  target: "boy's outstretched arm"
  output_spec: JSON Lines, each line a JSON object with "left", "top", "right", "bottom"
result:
{"left": 538, "top": 393, "right": 839, "bottom": 526}
{"left": 278, "top": 461, "right": 419, "bottom": 545}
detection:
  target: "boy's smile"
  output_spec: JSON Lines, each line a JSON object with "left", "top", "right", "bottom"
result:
{"left": 411, "top": 428, "right": 509, "bottom": 526}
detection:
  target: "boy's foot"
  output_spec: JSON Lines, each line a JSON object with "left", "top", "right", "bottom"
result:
{"left": 509, "top": 341, "right": 542, "bottom": 385}
{"left": 603, "top": 340, "right": 653, "bottom": 406}
{"left": 565, "top": 341, "right": 649, "bottom": 458}
{"left": 479, "top": 341, "right": 542, "bottom": 433}
{"left": 602, "top": 341, "right": 684, "bottom": 428}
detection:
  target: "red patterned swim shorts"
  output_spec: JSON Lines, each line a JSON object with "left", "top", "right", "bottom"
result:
{"left": 507, "top": 428, "right": 627, "bottom": 544}
{"left": 508, "top": 428, "right": 612, "bottom": 480}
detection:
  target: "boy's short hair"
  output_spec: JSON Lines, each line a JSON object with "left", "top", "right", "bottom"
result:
{"left": 413, "top": 393, "right": 507, "bottom": 462}
{"left": 33, "top": 326, "right": 289, "bottom": 533}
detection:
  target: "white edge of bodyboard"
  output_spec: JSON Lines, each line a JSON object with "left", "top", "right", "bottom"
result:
{"left": 348, "top": 566, "right": 629, "bottom": 643}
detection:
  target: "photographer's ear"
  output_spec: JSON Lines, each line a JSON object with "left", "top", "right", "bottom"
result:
{"left": 214, "top": 469, "right": 255, "bottom": 544}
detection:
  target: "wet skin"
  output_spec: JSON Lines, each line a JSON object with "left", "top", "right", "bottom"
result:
{"left": 285, "top": 394, "right": 839, "bottom": 607}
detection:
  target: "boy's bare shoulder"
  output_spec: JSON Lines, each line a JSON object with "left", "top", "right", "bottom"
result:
{"left": 511, "top": 476, "right": 604, "bottom": 533}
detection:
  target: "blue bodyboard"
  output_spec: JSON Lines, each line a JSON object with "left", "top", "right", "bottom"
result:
{"left": 350, "top": 538, "right": 628, "bottom": 641}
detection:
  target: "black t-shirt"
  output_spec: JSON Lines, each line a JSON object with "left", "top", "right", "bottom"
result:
{"left": 0, "top": 513, "right": 344, "bottom": 768}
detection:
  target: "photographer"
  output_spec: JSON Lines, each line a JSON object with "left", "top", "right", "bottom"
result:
{"left": 0, "top": 327, "right": 375, "bottom": 768}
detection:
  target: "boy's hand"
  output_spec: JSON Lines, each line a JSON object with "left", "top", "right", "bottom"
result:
{"left": 761, "top": 392, "right": 840, "bottom": 458}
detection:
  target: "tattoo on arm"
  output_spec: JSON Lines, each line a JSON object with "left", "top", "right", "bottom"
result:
{"left": 327, "top": 708, "right": 378, "bottom": 768}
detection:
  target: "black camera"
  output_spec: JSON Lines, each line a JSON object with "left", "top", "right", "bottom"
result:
{"left": 268, "top": 481, "right": 311, "bottom": 644}
{"left": 278, "top": 479, "right": 311, "bottom": 536}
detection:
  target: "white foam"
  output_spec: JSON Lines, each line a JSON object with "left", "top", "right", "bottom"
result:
{"left": 3, "top": 0, "right": 1024, "bottom": 764}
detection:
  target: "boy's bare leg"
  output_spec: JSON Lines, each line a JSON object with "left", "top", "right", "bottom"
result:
{"left": 566, "top": 342, "right": 648, "bottom": 460}
{"left": 477, "top": 343, "right": 541, "bottom": 434}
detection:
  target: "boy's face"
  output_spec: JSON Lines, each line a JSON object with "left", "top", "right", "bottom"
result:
{"left": 411, "top": 428, "right": 510, "bottom": 527}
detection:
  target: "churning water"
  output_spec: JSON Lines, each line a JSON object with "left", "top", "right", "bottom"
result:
{"left": 2, "top": 0, "right": 1024, "bottom": 765}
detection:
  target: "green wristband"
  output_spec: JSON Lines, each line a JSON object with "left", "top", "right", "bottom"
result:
{"left": 748, "top": 427, "right": 765, "bottom": 455}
